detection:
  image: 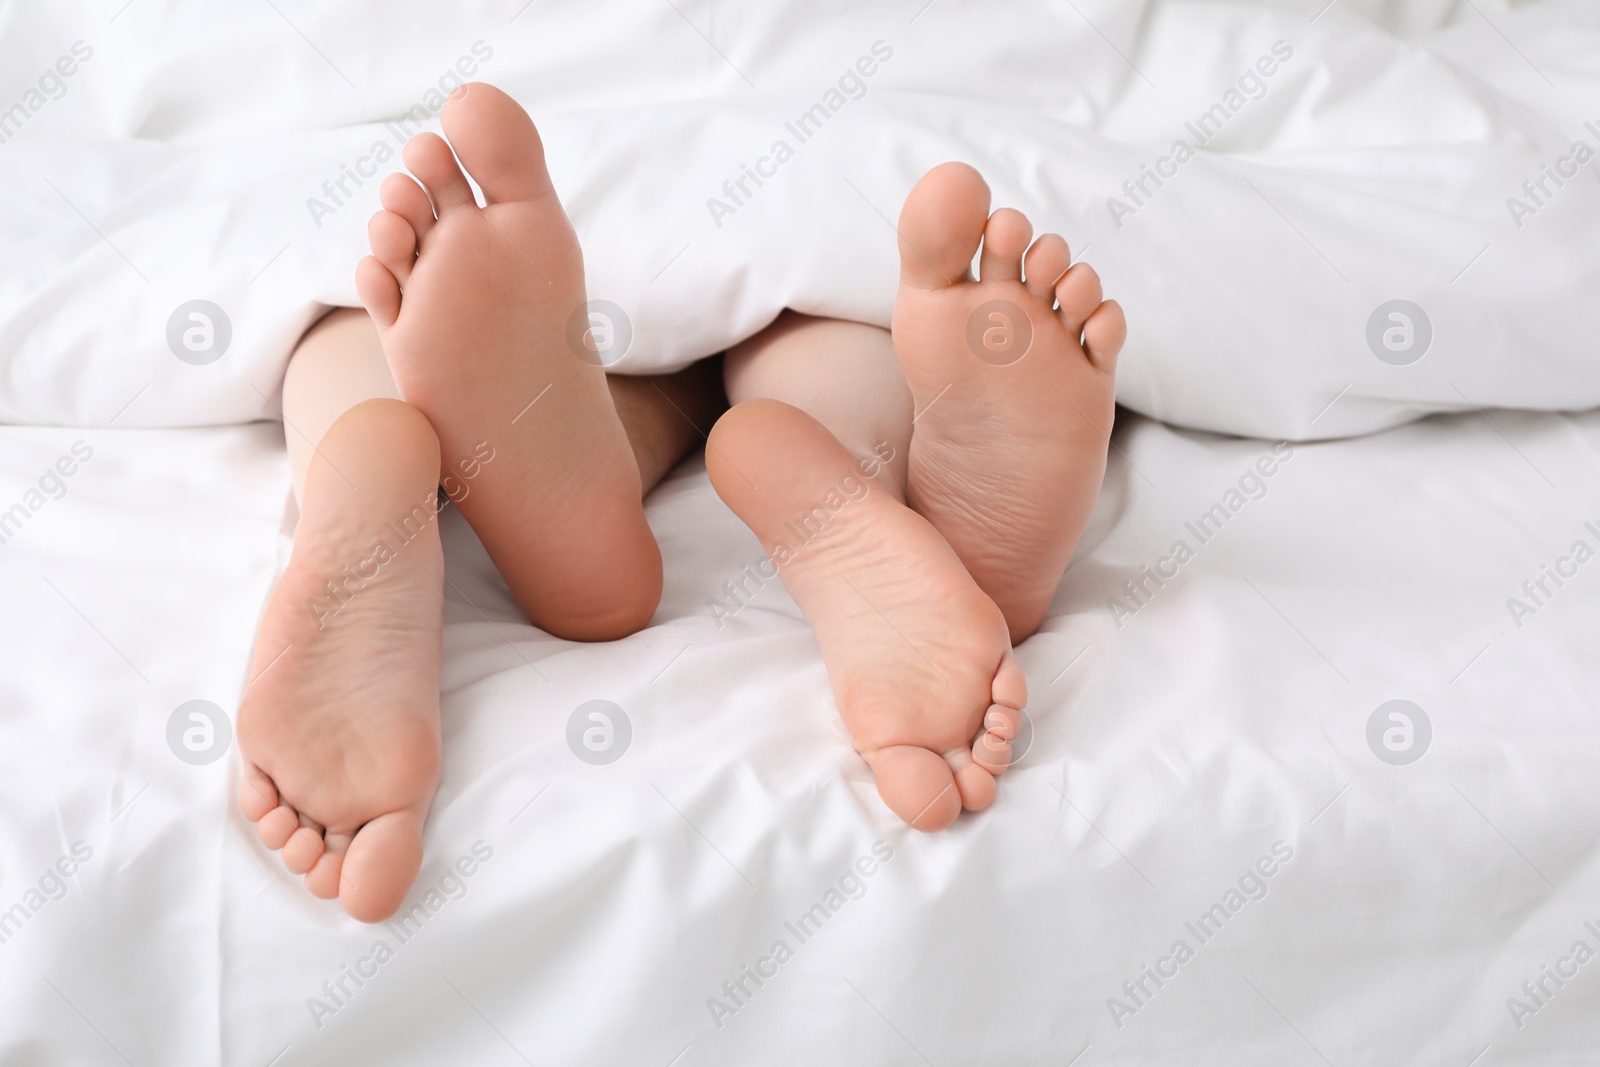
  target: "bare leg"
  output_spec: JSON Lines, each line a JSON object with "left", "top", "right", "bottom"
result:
{"left": 242, "top": 301, "right": 719, "bottom": 922}
{"left": 723, "top": 312, "right": 911, "bottom": 498}
{"left": 608, "top": 354, "right": 726, "bottom": 493}
{"left": 711, "top": 314, "right": 1025, "bottom": 832}
{"left": 357, "top": 83, "right": 711, "bottom": 643}
{"left": 709, "top": 162, "right": 1124, "bottom": 833}
{"left": 238, "top": 384, "right": 445, "bottom": 924}
{"left": 280, "top": 307, "right": 401, "bottom": 500}
{"left": 282, "top": 307, "right": 721, "bottom": 504}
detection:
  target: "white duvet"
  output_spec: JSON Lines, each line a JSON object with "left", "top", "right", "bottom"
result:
{"left": 3, "top": 0, "right": 1599, "bottom": 437}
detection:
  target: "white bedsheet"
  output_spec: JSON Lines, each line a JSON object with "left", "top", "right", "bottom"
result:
{"left": 3, "top": 409, "right": 1598, "bottom": 1064}
{"left": 3, "top": 0, "right": 1600, "bottom": 438}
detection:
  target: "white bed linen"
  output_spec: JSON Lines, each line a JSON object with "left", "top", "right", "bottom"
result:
{"left": 2, "top": 409, "right": 1597, "bottom": 1064}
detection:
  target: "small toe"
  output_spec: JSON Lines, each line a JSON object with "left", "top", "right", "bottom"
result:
{"left": 984, "top": 703, "right": 1022, "bottom": 742}
{"left": 1083, "top": 299, "right": 1127, "bottom": 374}
{"left": 992, "top": 649, "right": 1029, "bottom": 712}
{"left": 258, "top": 804, "right": 300, "bottom": 850}
{"left": 380, "top": 173, "right": 436, "bottom": 239}
{"left": 368, "top": 211, "right": 417, "bottom": 285}
{"left": 282, "top": 826, "right": 326, "bottom": 875}
{"left": 340, "top": 809, "right": 427, "bottom": 923}
{"left": 896, "top": 161, "right": 991, "bottom": 290}
{"left": 972, "top": 703, "right": 1022, "bottom": 776}
{"left": 355, "top": 256, "right": 402, "bottom": 330}
{"left": 1023, "top": 233, "right": 1072, "bottom": 303}
{"left": 952, "top": 755, "right": 999, "bottom": 811}
{"left": 305, "top": 834, "right": 350, "bottom": 900}
{"left": 872, "top": 745, "right": 962, "bottom": 831}
{"left": 403, "top": 132, "right": 474, "bottom": 214}
{"left": 239, "top": 765, "right": 279, "bottom": 822}
{"left": 1055, "top": 263, "right": 1104, "bottom": 338}
{"left": 978, "top": 208, "right": 1032, "bottom": 284}
{"left": 971, "top": 728, "right": 1014, "bottom": 776}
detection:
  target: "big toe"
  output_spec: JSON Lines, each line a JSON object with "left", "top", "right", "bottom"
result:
{"left": 873, "top": 745, "right": 962, "bottom": 831}
{"left": 440, "top": 82, "right": 556, "bottom": 205}
{"left": 339, "top": 809, "right": 426, "bottom": 923}
{"left": 897, "top": 161, "right": 991, "bottom": 290}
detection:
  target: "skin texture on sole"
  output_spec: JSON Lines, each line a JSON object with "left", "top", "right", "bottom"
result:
{"left": 893, "top": 161, "right": 1125, "bottom": 642}
{"left": 237, "top": 398, "right": 444, "bottom": 922}
{"left": 355, "top": 82, "right": 662, "bottom": 641}
{"left": 707, "top": 398, "right": 1026, "bottom": 830}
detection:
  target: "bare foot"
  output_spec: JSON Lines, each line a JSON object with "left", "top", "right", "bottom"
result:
{"left": 893, "top": 162, "right": 1126, "bottom": 641}
{"left": 237, "top": 399, "right": 444, "bottom": 922}
{"left": 355, "top": 82, "right": 660, "bottom": 641}
{"left": 707, "top": 399, "right": 1026, "bottom": 831}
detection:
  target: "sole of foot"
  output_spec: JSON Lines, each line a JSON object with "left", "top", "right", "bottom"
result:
{"left": 892, "top": 161, "right": 1126, "bottom": 642}
{"left": 237, "top": 399, "right": 444, "bottom": 922}
{"left": 707, "top": 398, "right": 1027, "bottom": 831}
{"left": 355, "top": 82, "right": 660, "bottom": 641}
